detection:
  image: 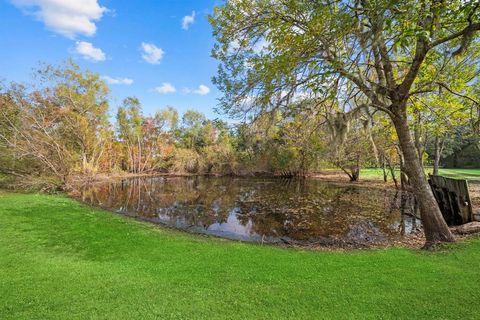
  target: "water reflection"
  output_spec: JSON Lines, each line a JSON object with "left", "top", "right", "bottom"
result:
{"left": 74, "top": 177, "right": 420, "bottom": 246}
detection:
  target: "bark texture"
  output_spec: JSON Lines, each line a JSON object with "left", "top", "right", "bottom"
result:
{"left": 391, "top": 105, "right": 455, "bottom": 247}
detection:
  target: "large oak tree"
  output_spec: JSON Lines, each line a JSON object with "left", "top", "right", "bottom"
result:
{"left": 210, "top": 0, "right": 480, "bottom": 247}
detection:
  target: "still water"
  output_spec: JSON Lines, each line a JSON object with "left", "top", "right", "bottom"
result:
{"left": 75, "top": 176, "right": 420, "bottom": 247}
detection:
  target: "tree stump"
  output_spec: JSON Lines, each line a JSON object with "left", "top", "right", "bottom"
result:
{"left": 428, "top": 175, "right": 473, "bottom": 226}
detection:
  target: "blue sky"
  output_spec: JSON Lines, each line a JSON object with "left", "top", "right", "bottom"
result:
{"left": 0, "top": 0, "right": 224, "bottom": 119}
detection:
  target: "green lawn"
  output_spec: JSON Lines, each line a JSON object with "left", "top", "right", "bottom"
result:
{"left": 1, "top": 193, "right": 480, "bottom": 319}
{"left": 359, "top": 168, "right": 480, "bottom": 182}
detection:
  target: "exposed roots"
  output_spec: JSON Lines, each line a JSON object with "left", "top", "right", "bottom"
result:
{"left": 422, "top": 237, "right": 456, "bottom": 250}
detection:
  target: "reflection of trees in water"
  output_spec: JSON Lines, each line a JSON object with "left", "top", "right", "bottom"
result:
{"left": 391, "top": 190, "right": 421, "bottom": 236}
{"left": 235, "top": 181, "right": 416, "bottom": 241}
{"left": 80, "top": 177, "right": 240, "bottom": 227}
{"left": 78, "top": 177, "right": 417, "bottom": 243}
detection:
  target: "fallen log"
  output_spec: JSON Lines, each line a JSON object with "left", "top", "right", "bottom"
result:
{"left": 451, "top": 222, "right": 480, "bottom": 235}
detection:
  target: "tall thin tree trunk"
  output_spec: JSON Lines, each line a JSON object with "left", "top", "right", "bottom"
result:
{"left": 366, "top": 125, "right": 380, "bottom": 167}
{"left": 396, "top": 145, "right": 409, "bottom": 189}
{"left": 137, "top": 135, "right": 142, "bottom": 173}
{"left": 414, "top": 125, "right": 425, "bottom": 169}
{"left": 433, "top": 135, "right": 445, "bottom": 176}
{"left": 82, "top": 153, "right": 87, "bottom": 174}
{"left": 391, "top": 105, "right": 454, "bottom": 247}
{"left": 381, "top": 155, "right": 388, "bottom": 183}
{"left": 385, "top": 155, "right": 398, "bottom": 189}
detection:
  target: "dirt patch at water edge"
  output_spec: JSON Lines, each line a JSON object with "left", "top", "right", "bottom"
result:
{"left": 299, "top": 230, "right": 480, "bottom": 251}
{"left": 310, "top": 172, "right": 404, "bottom": 190}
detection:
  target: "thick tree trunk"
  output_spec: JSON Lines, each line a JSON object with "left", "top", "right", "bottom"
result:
{"left": 390, "top": 106, "right": 454, "bottom": 247}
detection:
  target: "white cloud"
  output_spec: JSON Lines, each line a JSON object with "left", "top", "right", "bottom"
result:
{"left": 75, "top": 41, "right": 105, "bottom": 61}
{"left": 155, "top": 83, "right": 176, "bottom": 94}
{"left": 181, "top": 11, "right": 195, "bottom": 30}
{"left": 141, "top": 42, "right": 164, "bottom": 64}
{"left": 194, "top": 84, "right": 210, "bottom": 95}
{"left": 183, "top": 84, "right": 211, "bottom": 95}
{"left": 102, "top": 76, "right": 133, "bottom": 85}
{"left": 11, "top": 0, "right": 107, "bottom": 38}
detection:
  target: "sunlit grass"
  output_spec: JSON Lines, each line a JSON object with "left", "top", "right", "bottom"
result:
{"left": 357, "top": 168, "right": 480, "bottom": 182}
{"left": 0, "top": 192, "right": 479, "bottom": 319}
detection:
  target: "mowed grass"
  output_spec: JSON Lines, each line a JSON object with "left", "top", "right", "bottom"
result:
{"left": 359, "top": 168, "right": 480, "bottom": 182}
{"left": 1, "top": 193, "right": 480, "bottom": 319}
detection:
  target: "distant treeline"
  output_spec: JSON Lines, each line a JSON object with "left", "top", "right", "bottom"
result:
{"left": 0, "top": 62, "right": 478, "bottom": 190}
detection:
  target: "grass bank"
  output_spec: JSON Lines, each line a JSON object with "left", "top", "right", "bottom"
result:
{"left": 358, "top": 168, "right": 480, "bottom": 181}
{"left": 1, "top": 192, "right": 480, "bottom": 319}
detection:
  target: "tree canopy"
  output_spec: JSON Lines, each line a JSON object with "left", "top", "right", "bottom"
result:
{"left": 210, "top": 0, "right": 480, "bottom": 246}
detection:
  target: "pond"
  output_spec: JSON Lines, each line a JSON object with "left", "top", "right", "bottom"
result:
{"left": 74, "top": 176, "right": 420, "bottom": 247}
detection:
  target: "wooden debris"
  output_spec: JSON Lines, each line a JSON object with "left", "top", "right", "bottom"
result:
{"left": 428, "top": 175, "right": 473, "bottom": 225}
{"left": 451, "top": 222, "right": 480, "bottom": 235}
